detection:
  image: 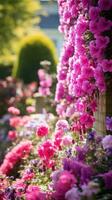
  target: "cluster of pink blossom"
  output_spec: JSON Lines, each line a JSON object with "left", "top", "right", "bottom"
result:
{"left": 55, "top": 0, "right": 112, "bottom": 133}
{"left": 38, "top": 69, "right": 52, "bottom": 96}
{"left": 38, "top": 139, "right": 56, "bottom": 168}
{"left": 0, "top": 140, "right": 32, "bottom": 175}
{"left": 36, "top": 123, "right": 49, "bottom": 137}
{"left": 9, "top": 115, "right": 30, "bottom": 128}
{"left": 8, "top": 106, "right": 20, "bottom": 115}
{"left": 26, "top": 185, "right": 45, "bottom": 200}
{"left": 89, "top": 0, "right": 112, "bottom": 91}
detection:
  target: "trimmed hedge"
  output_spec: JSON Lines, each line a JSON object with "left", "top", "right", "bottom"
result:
{"left": 13, "top": 32, "right": 57, "bottom": 83}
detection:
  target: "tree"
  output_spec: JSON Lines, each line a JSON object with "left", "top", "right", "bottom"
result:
{"left": 0, "top": 0, "right": 40, "bottom": 56}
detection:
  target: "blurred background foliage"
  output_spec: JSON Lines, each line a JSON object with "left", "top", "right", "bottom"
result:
{"left": 0, "top": 0, "right": 40, "bottom": 55}
{"left": 0, "top": 0, "right": 41, "bottom": 78}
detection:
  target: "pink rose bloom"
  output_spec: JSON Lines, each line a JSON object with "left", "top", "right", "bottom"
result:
{"left": 13, "top": 180, "right": 26, "bottom": 198}
{"left": 36, "top": 124, "right": 49, "bottom": 137}
{"left": 8, "top": 130, "right": 17, "bottom": 140}
{"left": 89, "top": 41, "right": 103, "bottom": 59}
{"left": 55, "top": 82, "right": 65, "bottom": 101}
{"left": 98, "top": 0, "right": 112, "bottom": 10}
{"left": 8, "top": 107, "right": 20, "bottom": 115}
{"left": 82, "top": 67, "right": 94, "bottom": 78}
{"left": 26, "top": 185, "right": 45, "bottom": 200}
{"left": 26, "top": 106, "right": 36, "bottom": 113}
{"left": 40, "top": 76, "right": 52, "bottom": 88}
{"left": 10, "top": 117, "right": 21, "bottom": 128}
{"left": 89, "top": 20, "right": 99, "bottom": 34}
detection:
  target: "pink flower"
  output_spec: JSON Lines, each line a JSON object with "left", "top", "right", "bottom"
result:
{"left": 8, "top": 130, "right": 17, "bottom": 140}
{"left": 26, "top": 185, "right": 45, "bottom": 200}
{"left": 56, "top": 119, "right": 69, "bottom": 131}
{"left": 89, "top": 6, "right": 100, "bottom": 20}
{"left": 80, "top": 113, "right": 95, "bottom": 129}
{"left": 54, "top": 130, "right": 64, "bottom": 148}
{"left": 10, "top": 117, "right": 21, "bottom": 128}
{"left": 38, "top": 140, "right": 56, "bottom": 160}
{"left": 26, "top": 106, "right": 36, "bottom": 113}
{"left": 101, "top": 59, "right": 112, "bottom": 72}
{"left": 0, "top": 141, "right": 32, "bottom": 175}
{"left": 8, "top": 107, "right": 20, "bottom": 115}
{"left": 36, "top": 124, "right": 49, "bottom": 137}
{"left": 53, "top": 171, "right": 77, "bottom": 199}
{"left": 62, "top": 135, "right": 73, "bottom": 146}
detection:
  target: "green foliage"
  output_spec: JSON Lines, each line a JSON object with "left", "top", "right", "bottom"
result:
{"left": 0, "top": 0, "right": 40, "bottom": 55}
{"left": 13, "top": 33, "right": 57, "bottom": 83}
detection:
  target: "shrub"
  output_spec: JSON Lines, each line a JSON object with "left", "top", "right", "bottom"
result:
{"left": 0, "top": 55, "right": 15, "bottom": 79}
{"left": 13, "top": 32, "right": 57, "bottom": 83}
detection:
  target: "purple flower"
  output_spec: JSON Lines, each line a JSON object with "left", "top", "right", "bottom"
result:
{"left": 100, "top": 171, "right": 112, "bottom": 189}
{"left": 106, "top": 117, "right": 112, "bottom": 131}
{"left": 75, "top": 146, "right": 87, "bottom": 161}
{"left": 87, "top": 131, "right": 96, "bottom": 141}
{"left": 65, "top": 187, "right": 81, "bottom": 200}
{"left": 62, "top": 158, "right": 93, "bottom": 185}
{"left": 102, "top": 135, "right": 112, "bottom": 150}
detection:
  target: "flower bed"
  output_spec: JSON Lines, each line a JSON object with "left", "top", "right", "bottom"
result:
{"left": 0, "top": 0, "right": 112, "bottom": 199}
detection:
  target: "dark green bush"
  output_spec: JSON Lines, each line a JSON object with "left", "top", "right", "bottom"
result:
{"left": 13, "top": 32, "right": 57, "bottom": 83}
{"left": 0, "top": 65, "right": 13, "bottom": 79}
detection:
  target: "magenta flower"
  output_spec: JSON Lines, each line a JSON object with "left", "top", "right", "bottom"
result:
{"left": 53, "top": 170, "right": 77, "bottom": 200}
{"left": 36, "top": 124, "right": 49, "bottom": 137}
{"left": 38, "top": 140, "right": 56, "bottom": 160}
{"left": 26, "top": 185, "right": 45, "bottom": 200}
